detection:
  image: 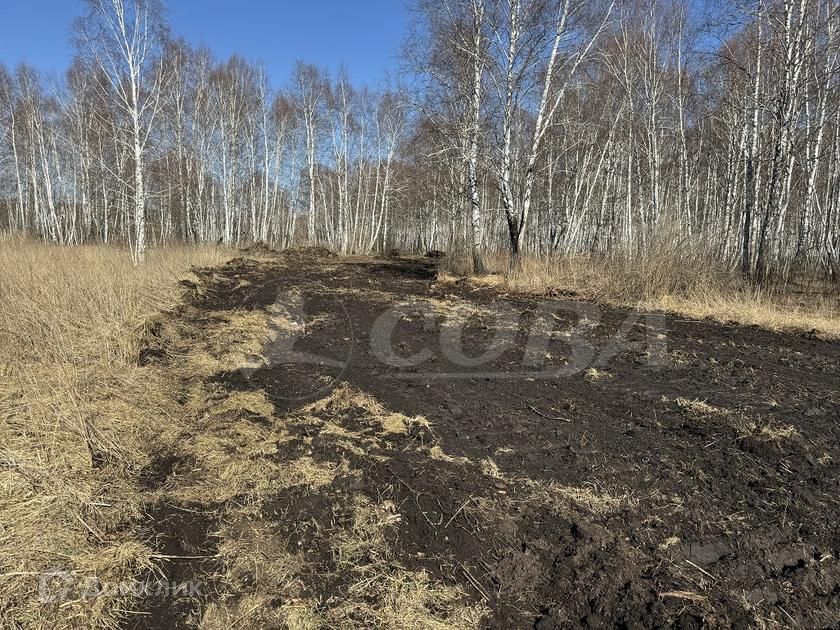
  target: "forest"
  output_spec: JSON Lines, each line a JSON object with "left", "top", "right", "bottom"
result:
{"left": 0, "top": 0, "right": 838, "bottom": 284}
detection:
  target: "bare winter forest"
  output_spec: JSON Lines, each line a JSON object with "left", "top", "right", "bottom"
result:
{"left": 2, "top": 1, "right": 840, "bottom": 629}
{"left": 0, "top": 0, "right": 838, "bottom": 281}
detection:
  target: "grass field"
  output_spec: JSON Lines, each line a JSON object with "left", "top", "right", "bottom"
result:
{"left": 0, "top": 238, "right": 231, "bottom": 629}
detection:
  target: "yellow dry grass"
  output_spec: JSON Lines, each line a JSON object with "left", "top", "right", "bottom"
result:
{"left": 652, "top": 292, "right": 840, "bottom": 341}
{"left": 674, "top": 397, "right": 725, "bottom": 416}
{"left": 584, "top": 367, "right": 610, "bottom": 382}
{"left": 302, "top": 384, "right": 431, "bottom": 435}
{"left": 416, "top": 296, "right": 501, "bottom": 325}
{"left": 428, "top": 445, "right": 470, "bottom": 465}
{"left": 669, "top": 396, "right": 800, "bottom": 442}
{"left": 0, "top": 238, "right": 232, "bottom": 629}
{"left": 195, "top": 382, "right": 485, "bottom": 630}
{"left": 445, "top": 248, "right": 840, "bottom": 341}
{"left": 514, "top": 477, "right": 636, "bottom": 516}
{"left": 540, "top": 482, "right": 636, "bottom": 515}
{"left": 161, "top": 308, "right": 279, "bottom": 379}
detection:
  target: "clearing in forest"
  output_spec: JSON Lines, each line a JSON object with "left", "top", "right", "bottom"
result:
{"left": 129, "top": 249, "right": 839, "bottom": 629}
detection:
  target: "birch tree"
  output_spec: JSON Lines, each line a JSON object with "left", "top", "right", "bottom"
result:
{"left": 292, "top": 63, "right": 328, "bottom": 245}
{"left": 74, "top": 0, "right": 168, "bottom": 262}
{"left": 494, "top": 0, "right": 616, "bottom": 264}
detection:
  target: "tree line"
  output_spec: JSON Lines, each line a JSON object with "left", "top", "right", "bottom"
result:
{"left": 0, "top": 0, "right": 838, "bottom": 283}
{"left": 0, "top": 0, "right": 406, "bottom": 261}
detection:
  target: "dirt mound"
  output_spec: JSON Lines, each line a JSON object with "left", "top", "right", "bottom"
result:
{"left": 287, "top": 246, "right": 338, "bottom": 259}
{"left": 239, "top": 241, "right": 278, "bottom": 256}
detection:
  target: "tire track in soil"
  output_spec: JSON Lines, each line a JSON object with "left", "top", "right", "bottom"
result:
{"left": 131, "top": 250, "right": 840, "bottom": 629}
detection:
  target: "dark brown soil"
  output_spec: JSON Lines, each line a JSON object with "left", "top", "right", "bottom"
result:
{"left": 133, "top": 251, "right": 840, "bottom": 629}
{"left": 126, "top": 502, "right": 221, "bottom": 630}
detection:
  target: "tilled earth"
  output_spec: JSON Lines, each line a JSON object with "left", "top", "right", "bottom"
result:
{"left": 131, "top": 250, "right": 840, "bottom": 629}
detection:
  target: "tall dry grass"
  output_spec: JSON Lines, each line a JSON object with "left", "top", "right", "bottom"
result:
{"left": 444, "top": 243, "right": 840, "bottom": 341}
{"left": 0, "top": 235, "right": 231, "bottom": 629}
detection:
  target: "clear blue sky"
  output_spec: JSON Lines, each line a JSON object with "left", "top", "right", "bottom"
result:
{"left": 0, "top": 1, "right": 408, "bottom": 86}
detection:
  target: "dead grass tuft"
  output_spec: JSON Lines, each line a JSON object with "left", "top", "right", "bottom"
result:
{"left": 303, "top": 384, "right": 431, "bottom": 435}
{"left": 429, "top": 445, "right": 471, "bottom": 465}
{"left": 181, "top": 309, "right": 277, "bottom": 376}
{"left": 480, "top": 458, "right": 504, "bottom": 478}
{"left": 668, "top": 396, "right": 800, "bottom": 442}
{"left": 675, "top": 397, "right": 725, "bottom": 415}
{"left": 212, "top": 390, "right": 275, "bottom": 418}
{"left": 415, "top": 296, "right": 503, "bottom": 326}
{"left": 535, "top": 481, "right": 637, "bottom": 515}
{"left": 755, "top": 422, "right": 800, "bottom": 441}
{"left": 584, "top": 367, "right": 611, "bottom": 382}
{"left": 169, "top": 420, "right": 336, "bottom": 505}
{"left": 347, "top": 569, "right": 488, "bottom": 629}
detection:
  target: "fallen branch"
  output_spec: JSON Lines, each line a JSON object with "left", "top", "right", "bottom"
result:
{"left": 527, "top": 403, "right": 571, "bottom": 423}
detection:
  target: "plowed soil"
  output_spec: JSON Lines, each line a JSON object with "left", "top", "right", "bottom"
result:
{"left": 131, "top": 250, "right": 840, "bottom": 629}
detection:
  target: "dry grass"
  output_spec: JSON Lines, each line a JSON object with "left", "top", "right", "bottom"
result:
{"left": 584, "top": 367, "right": 610, "bottom": 382}
{"left": 168, "top": 417, "right": 337, "bottom": 505}
{"left": 674, "top": 397, "right": 726, "bottom": 416}
{"left": 175, "top": 308, "right": 278, "bottom": 377}
{"left": 196, "top": 382, "right": 485, "bottom": 629}
{"left": 200, "top": 515, "right": 307, "bottom": 629}
{"left": 669, "top": 396, "right": 800, "bottom": 442}
{"left": 542, "top": 482, "right": 636, "bottom": 515}
{"left": 303, "top": 384, "right": 431, "bottom": 436}
{"left": 444, "top": 245, "right": 840, "bottom": 341}
{"left": 0, "top": 237, "right": 231, "bottom": 629}
{"left": 415, "top": 296, "right": 502, "bottom": 325}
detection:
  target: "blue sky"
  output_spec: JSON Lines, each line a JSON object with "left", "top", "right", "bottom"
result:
{"left": 0, "top": 1, "right": 409, "bottom": 86}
